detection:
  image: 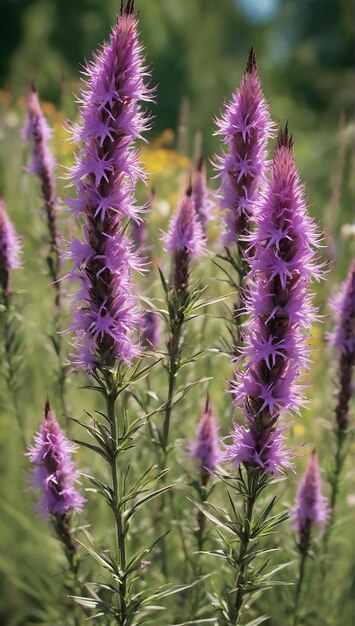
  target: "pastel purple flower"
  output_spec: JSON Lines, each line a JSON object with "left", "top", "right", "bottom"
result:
{"left": 140, "top": 310, "right": 160, "bottom": 349}
{"left": 23, "top": 80, "right": 56, "bottom": 183}
{"left": 214, "top": 47, "right": 273, "bottom": 247}
{"left": 328, "top": 263, "right": 355, "bottom": 356}
{"left": 291, "top": 450, "right": 329, "bottom": 547}
{"left": 192, "top": 157, "right": 212, "bottom": 232}
{"left": 191, "top": 397, "right": 221, "bottom": 476}
{"left": 164, "top": 189, "right": 205, "bottom": 300}
{"left": 328, "top": 264, "right": 355, "bottom": 431}
{"left": 165, "top": 191, "right": 205, "bottom": 258}
{"left": 228, "top": 125, "right": 321, "bottom": 474}
{"left": 27, "top": 401, "right": 86, "bottom": 516}
{"left": 66, "top": 2, "right": 152, "bottom": 369}
{"left": 224, "top": 421, "right": 293, "bottom": 475}
{"left": 0, "top": 197, "right": 22, "bottom": 295}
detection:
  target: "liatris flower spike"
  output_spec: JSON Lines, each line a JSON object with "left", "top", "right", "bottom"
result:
{"left": 191, "top": 396, "right": 221, "bottom": 483}
{"left": 158, "top": 189, "right": 204, "bottom": 468}
{"left": 24, "top": 80, "right": 68, "bottom": 412}
{"left": 192, "top": 156, "right": 212, "bottom": 233}
{"left": 210, "top": 126, "right": 321, "bottom": 625}
{"left": 328, "top": 263, "right": 355, "bottom": 432}
{"left": 27, "top": 400, "right": 86, "bottom": 612}
{"left": 27, "top": 400, "right": 85, "bottom": 517}
{"left": 0, "top": 197, "right": 24, "bottom": 443}
{"left": 165, "top": 188, "right": 205, "bottom": 303}
{"left": 215, "top": 46, "right": 273, "bottom": 248}
{"left": 23, "top": 81, "right": 61, "bottom": 306}
{"left": 227, "top": 124, "right": 322, "bottom": 475}
{"left": 0, "top": 197, "right": 21, "bottom": 296}
{"left": 191, "top": 397, "right": 221, "bottom": 554}
{"left": 67, "top": 0, "right": 153, "bottom": 371}
{"left": 323, "top": 264, "right": 355, "bottom": 554}
{"left": 292, "top": 449, "right": 329, "bottom": 550}
{"left": 291, "top": 450, "right": 329, "bottom": 626}
{"left": 214, "top": 47, "right": 273, "bottom": 355}
{"left": 61, "top": 5, "right": 183, "bottom": 622}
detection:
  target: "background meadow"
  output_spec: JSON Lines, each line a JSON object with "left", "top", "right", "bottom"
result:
{"left": 0, "top": 1, "right": 354, "bottom": 625}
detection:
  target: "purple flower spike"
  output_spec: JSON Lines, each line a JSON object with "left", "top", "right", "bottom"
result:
{"left": 165, "top": 189, "right": 205, "bottom": 299}
{"left": 224, "top": 421, "right": 293, "bottom": 476}
{"left": 328, "top": 264, "right": 355, "bottom": 431}
{"left": 292, "top": 449, "right": 329, "bottom": 549}
{"left": 23, "top": 80, "right": 57, "bottom": 206}
{"left": 0, "top": 197, "right": 22, "bottom": 295}
{"left": 27, "top": 401, "right": 86, "bottom": 517}
{"left": 140, "top": 310, "right": 160, "bottom": 349}
{"left": 192, "top": 157, "right": 212, "bottom": 233}
{"left": 227, "top": 125, "right": 321, "bottom": 475}
{"left": 214, "top": 47, "right": 273, "bottom": 247}
{"left": 66, "top": 3, "right": 153, "bottom": 370}
{"left": 191, "top": 397, "right": 221, "bottom": 479}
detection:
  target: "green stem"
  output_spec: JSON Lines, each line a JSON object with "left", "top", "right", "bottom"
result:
{"left": 106, "top": 384, "right": 127, "bottom": 626}
{"left": 324, "top": 429, "right": 345, "bottom": 551}
{"left": 233, "top": 474, "right": 257, "bottom": 625}
{"left": 292, "top": 549, "right": 308, "bottom": 626}
{"left": 2, "top": 294, "right": 26, "bottom": 447}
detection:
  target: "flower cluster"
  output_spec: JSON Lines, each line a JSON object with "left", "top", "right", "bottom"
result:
{"left": 226, "top": 126, "right": 321, "bottom": 474}
{"left": 328, "top": 263, "right": 355, "bottom": 431}
{"left": 165, "top": 189, "right": 205, "bottom": 299}
{"left": 191, "top": 397, "right": 221, "bottom": 479}
{"left": 23, "top": 81, "right": 60, "bottom": 303}
{"left": 23, "top": 81, "right": 57, "bottom": 242}
{"left": 215, "top": 47, "right": 273, "bottom": 247}
{"left": 27, "top": 401, "right": 85, "bottom": 516}
{"left": 67, "top": 1, "right": 152, "bottom": 369}
{"left": 192, "top": 157, "right": 212, "bottom": 233}
{"left": 0, "top": 197, "right": 22, "bottom": 295}
{"left": 292, "top": 450, "right": 329, "bottom": 549}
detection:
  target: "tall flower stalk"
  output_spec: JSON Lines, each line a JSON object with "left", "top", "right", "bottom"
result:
{"left": 324, "top": 264, "right": 355, "bottom": 547}
{"left": 191, "top": 396, "right": 221, "bottom": 553}
{"left": 192, "top": 156, "right": 212, "bottom": 234}
{"left": 23, "top": 82, "right": 67, "bottom": 412}
{"left": 160, "top": 188, "right": 205, "bottom": 468}
{"left": 206, "top": 126, "right": 321, "bottom": 625}
{"left": 64, "top": 3, "right": 185, "bottom": 623}
{"left": 27, "top": 400, "right": 86, "bottom": 625}
{"left": 0, "top": 196, "right": 25, "bottom": 443}
{"left": 291, "top": 450, "right": 329, "bottom": 626}
{"left": 214, "top": 47, "right": 273, "bottom": 353}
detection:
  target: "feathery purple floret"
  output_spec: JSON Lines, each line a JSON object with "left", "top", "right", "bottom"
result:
{"left": 329, "top": 264, "right": 355, "bottom": 355}
{"left": 23, "top": 81, "right": 60, "bottom": 303}
{"left": 165, "top": 189, "right": 205, "bottom": 298}
{"left": 226, "top": 125, "right": 321, "bottom": 474}
{"left": 214, "top": 47, "right": 273, "bottom": 247}
{"left": 0, "top": 198, "right": 22, "bottom": 295}
{"left": 23, "top": 81, "right": 56, "bottom": 185}
{"left": 192, "top": 157, "right": 212, "bottom": 233}
{"left": 165, "top": 190, "right": 205, "bottom": 258}
{"left": 191, "top": 397, "right": 221, "bottom": 477}
{"left": 66, "top": 3, "right": 152, "bottom": 369}
{"left": 27, "top": 401, "right": 85, "bottom": 516}
{"left": 328, "top": 264, "right": 355, "bottom": 431}
{"left": 292, "top": 450, "right": 329, "bottom": 548}
{"left": 224, "top": 421, "right": 292, "bottom": 475}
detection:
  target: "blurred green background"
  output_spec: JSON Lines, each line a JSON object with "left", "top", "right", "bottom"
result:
{"left": 0, "top": 1, "right": 354, "bottom": 625}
